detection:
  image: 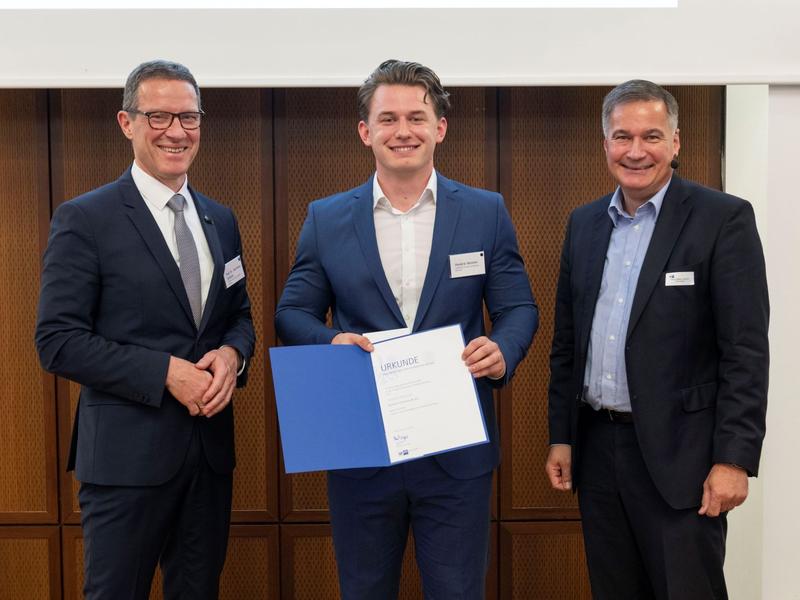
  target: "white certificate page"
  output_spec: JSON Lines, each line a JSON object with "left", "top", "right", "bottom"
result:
{"left": 369, "top": 325, "right": 488, "bottom": 463}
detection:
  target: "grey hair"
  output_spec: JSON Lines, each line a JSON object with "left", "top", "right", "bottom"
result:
{"left": 122, "top": 59, "right": 201, "bottom": 112}
{"left": 602, "top": 79, "right": 678, "bottom": 136}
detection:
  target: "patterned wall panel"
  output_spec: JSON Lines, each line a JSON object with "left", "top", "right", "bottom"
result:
{"left": 0, "top": 90, "right": 58, "bottom": 524}
{"left": 63, "top": 525, "right": 278, "bottom": 600}
{"left": 0, "top": 527, "right": 60, "bottom": 600}
{"left": 499, "top": 521, "right": 591, "bottom": 599}
{"left": 500, "top": 87, "right": 723, "bottom": 518}
{"left": 52, "top": 88, "right": 278, "bottom": 521}
{"left": 52, "top": 89, "right": 142, "bottom": 525}
{"left": 185, "top": 88, "right": 277, "bottom": 520}
{"left": 275, "top": 87, "right": 489, "bottom": 519}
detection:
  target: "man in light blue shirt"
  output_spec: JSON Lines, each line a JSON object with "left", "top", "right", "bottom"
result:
{"left": 546, "top": 80, "right": 768, "bottom": 599}
{"left": 583, "top": 182, "right": 666, "bottom": 413}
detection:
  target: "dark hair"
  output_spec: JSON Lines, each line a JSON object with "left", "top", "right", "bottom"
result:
{"left": 602, "top": 79, "right": 678, "bottom": 136}
{"left": 122, "top": 59, "right": 201, "bottom": 112}
{"left": 357, "top": 59, "right": 451, "bottom": 122}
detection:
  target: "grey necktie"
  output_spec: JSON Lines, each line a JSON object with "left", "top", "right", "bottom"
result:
{"left": 167, "top": 193, "right": 202, "bottom": 327}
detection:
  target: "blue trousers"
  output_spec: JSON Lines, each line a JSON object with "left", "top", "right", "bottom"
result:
{"left": 328, "top": 456, "right": 493, "bottom": 600}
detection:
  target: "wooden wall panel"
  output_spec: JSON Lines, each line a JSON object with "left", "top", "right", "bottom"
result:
{"left": 51, "top": 88, "right": 278, "bottom": 523}
{"left": 50, "top": 89, "right": 134, "bottom": 525}
{"left": 499, "top": 86, "right": 724, "bottom": 519}
{"left": 0, "top": 84, "right": 723, "bottom": 599}
{"left": 499, "top": 522, "right": 591, "bottom": 599}
{"left": 0, "top": 89, "right": 58, "bottom": 524}
{"left": 0, "top": 527, "right": 61, "bottom": 600}
{"left": 187, "top": 88, "right": 278, "bottom": 521}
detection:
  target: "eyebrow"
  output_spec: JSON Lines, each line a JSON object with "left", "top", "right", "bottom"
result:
{"left": 376, "top": 110, "right": 429, "bottom": 118}
{"left": 612, "top": 128, "right": 666, "bottom": 136}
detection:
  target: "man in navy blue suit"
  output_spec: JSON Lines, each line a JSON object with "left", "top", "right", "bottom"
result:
{"left": 276, "top": 59, "right": 538, "bottom": 599}
{"left": 36, "top": 60, "right": 255, "bottom": 600}
{"left": 546, "top": 80, "right": 768, "bottom": 599}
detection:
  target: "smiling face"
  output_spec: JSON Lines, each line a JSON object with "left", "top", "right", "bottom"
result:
{"left": 603, "top": 99, "right": 680, "bottom": 209}
{"left": 117, "top": 78, "right": 200, "bottom": 191}
{"left": 357, "top": 84, "right": 447, "bottom": 181}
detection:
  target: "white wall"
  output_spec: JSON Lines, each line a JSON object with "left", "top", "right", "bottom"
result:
{"left": 1, "top": 0, "right": 799, "bottom": 87}
{"left": 761, "top": 86, "right": 800, "bottom": 600}
{"left": 724, "top": 84, "right": 800, "bottom": 600}
{"left": 723, "top": 85, "right": 768, "bottom": 600}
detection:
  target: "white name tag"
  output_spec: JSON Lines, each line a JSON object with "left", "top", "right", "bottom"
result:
{"left": 223, "top": 255, "right": 245, "bottom": 288}
{"left": 449, "top": 251, "right": 486, "bottom": 278}
{"left": 665, "top": 271, "right": 695, "bottom": 286}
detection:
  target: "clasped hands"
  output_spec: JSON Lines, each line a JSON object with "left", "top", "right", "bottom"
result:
{"left": 331, "top": 332, "right": 506, "bottom": 380}
{"left": 166, "top": 347, "right": 240, "bottom": 417}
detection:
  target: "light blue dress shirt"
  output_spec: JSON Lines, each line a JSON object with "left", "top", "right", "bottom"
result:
{"left": 583, "top": 180, "right": 670, "bottom": 412}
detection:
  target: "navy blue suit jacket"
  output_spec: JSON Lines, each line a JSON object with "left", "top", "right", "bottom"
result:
{"left": 36, "top": 169, "right": 255, "bottom": 486}
{"left": 548, "top": 176, "right": 769, "bottom": 509}
{"left": 276, "top": 174, "right": 538, "bottom": 479}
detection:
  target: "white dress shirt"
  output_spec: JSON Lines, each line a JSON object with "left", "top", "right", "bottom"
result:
{"left": 131, "top": 161, "right": 214, "bottom": 312}
{"left": 372, "top": 170, "right": 437, "bottom": 328}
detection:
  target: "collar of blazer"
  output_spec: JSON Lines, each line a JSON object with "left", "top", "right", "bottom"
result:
{"left": 117, "top": 168, "right": 225, "bottom": 333}
{"left": 626, "top": 175, "right": 692, "bottom": 340}
{"left": 350, "top": 173, "right": 463, "bottom": 332}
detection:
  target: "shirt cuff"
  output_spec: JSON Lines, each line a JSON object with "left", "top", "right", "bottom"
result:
{"left": 220, "top": 345, "right": 246, "bottom": 376}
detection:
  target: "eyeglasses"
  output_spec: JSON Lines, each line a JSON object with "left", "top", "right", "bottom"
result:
{"left": 127, "top": 110, "right": 204, "bottom": 130}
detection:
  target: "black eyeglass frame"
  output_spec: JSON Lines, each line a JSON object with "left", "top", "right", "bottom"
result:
{"left": 126, "top": 109, "right": 205, "bottom": 130}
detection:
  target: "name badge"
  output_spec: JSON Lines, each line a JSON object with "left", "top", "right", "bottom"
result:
{"left": 665, "top": 271, "right": 695, "bottom": 286}
{"left": 224, "top": 255, "right": 245, "bottom": 288}
{"left": 449, "top": 251, "right": 486, "bottom": 278}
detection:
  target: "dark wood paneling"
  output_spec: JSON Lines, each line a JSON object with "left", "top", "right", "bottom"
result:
{"left": 49, "top": 89, "right": 133, "bottom": 526}
{"left": 0, "top": 84, "right": 723, "bottom": 599}
{"left": 0, "top": 90, "right": 59, "bottom": 525}
{"left": 189, "top": 88, "right": 278, "bottom": 522}
{"left": 0, "top": 526, "right": 61, "bottom": 600}
{"left": 498, "top": 86, "right": 724, "bottom": 520}
{"left": 499, "top": 521, "right": 591, "bottom": 599}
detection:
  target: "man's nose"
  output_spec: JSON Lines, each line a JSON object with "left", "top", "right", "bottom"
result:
{"left": 394, "top": 118, "right": 411, "bottom": 137}
{"left": 627, "top": 137, "right": 646, "bottom": 158}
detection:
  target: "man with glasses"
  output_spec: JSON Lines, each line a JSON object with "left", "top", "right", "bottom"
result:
{"left": 36, "top": 59, "right": 255, "bottom": 600}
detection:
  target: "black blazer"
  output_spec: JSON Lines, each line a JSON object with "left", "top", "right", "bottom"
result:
{"left": 548, "top": 176, "right": 769, "bottom": 510}
{"left": 36, "top": 169, "right": 255, "bottom": 486}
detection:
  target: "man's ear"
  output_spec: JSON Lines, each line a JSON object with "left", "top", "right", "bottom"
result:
{"left": 117, "top": 110, "right": 134, "bottom": 140}
{"left": 358, "top": 120, "right": 372, "bottom": 147}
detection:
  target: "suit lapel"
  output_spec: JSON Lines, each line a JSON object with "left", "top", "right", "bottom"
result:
{"left": 412, "top": 175, "right": 461, "bottom": 332}
{"left": 626, "top": 177, "right": 692, "bottom": 340}
{"left": 351, "top": 180, "right": 406, "bottom": 327}
{"left": 118, "top": 171, "right": 196, "bottom": 328}
{"left": 192, "top": 189, "right": 224, "bottom": 335}
{"left": 579, "top": 201, "right": 614, "bottom": 354}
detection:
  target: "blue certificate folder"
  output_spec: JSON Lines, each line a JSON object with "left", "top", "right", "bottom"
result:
{"left": 270, "top": 344, "right": 390, "bottom": 473}
{"left": 269, "top": 327, "right": 488, "bottom": 474}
